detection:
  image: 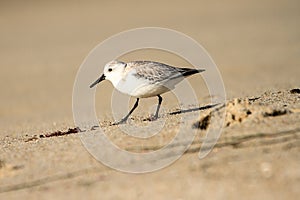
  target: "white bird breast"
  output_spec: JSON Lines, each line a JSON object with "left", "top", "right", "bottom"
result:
{"left": 113, "top": 70, "right": 171, "bottom": 98}
{"left": 115, "top": 70, "right": 187, "bottom": 98}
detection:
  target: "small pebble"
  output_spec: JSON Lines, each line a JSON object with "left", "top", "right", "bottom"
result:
{"left": 260, "top": 162, "right": 273, "bottom": 178}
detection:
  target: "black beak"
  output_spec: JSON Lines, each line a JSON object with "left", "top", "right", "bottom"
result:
{"left": 90, "top": 74, "right": 105, "bottom": 88}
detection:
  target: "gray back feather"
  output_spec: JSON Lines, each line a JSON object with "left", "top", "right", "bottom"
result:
{"left": 131, "top": 61, "right": 184, "bottom": 83}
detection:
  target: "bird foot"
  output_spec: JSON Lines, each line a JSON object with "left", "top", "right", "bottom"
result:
{"left": 111, "top": 118, "right": 128, "bottom": 126}
{"left": 90, "top": 125, "right": 99, "bottom": 130}
{"left": 143, "top": 115, "right": 159, "bottom": 121}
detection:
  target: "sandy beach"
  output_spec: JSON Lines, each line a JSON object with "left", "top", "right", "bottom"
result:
{"left": 1, "top": 0, "right": 300, "bottom": 199}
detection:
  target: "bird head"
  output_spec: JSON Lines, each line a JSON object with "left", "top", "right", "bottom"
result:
{"left": 90, "top": 60, "right": 127, "bottom": 88}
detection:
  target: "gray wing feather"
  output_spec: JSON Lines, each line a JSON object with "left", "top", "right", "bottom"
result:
{"left": 132, "top": 61, "right": 184, "bottom": 83}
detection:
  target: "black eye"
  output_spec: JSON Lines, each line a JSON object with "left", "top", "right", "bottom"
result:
{"left": 108, "top": 68, "right": 112, "bottom": 72}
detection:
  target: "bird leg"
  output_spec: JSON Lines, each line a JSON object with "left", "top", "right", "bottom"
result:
{"left": 152, "top": 95, "right": 163, "bottom": 120}
{"left": 113, "top": 98, "right": 139, "bottom": 125}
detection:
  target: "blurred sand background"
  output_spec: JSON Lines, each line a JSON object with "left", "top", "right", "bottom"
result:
{"left": 1, "top": 0, "right": 300, "bottom": 199}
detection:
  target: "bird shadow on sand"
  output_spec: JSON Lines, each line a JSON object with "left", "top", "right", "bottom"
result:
{"left": 139, "top": 103, "right": 220, "bottom": 123}
{"left": 168, "top": 103, "right": 220, "bottom": 115}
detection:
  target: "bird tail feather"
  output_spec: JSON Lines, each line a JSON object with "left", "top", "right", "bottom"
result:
{"left": 179, "top": 68, "right": 205, "bottom": 77}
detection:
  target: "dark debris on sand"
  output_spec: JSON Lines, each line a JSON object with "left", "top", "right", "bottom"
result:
{"left": 25, "top": 128, "right": 79, "bottom": 142}
{"left": 290, "top": 88, "right": 300, "bottom": 94}
{"left": 39, "top": 128, "right": 79, "bottom": 138}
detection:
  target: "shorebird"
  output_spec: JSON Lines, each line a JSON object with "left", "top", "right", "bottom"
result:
{"left": 90, "top": 60, "right": 205, "bottom": 124}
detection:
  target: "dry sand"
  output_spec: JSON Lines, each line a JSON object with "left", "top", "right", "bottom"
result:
{"left": 1, "top": 0, "right": 300, "bottom": 199}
